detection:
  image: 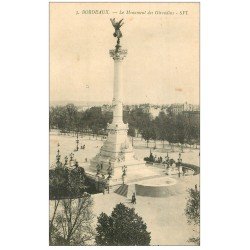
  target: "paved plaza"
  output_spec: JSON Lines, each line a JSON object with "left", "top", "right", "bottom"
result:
{"left": 49, "top": 131, "right": 200, "bottom": 245}
{"left": 50, "top": 131, "right": 199, "bottom": 168}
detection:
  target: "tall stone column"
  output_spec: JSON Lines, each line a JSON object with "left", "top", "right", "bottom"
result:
{"left": 110, "top": 47, "right": 127, "bottom": 125}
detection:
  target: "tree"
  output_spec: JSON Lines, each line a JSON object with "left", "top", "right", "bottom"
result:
{"left": 65, "top": 104, "right": 78, "bottom": 132}
{"left": 185, "top": 187, "right": 200, "bottom": 245}
{"left": 150, "top": 120, "right": 158, "bottom": 148}
{"left": 95, "top": 203, "right": 151, "bottom": 246}
{"left": 165, "top": 113, "right": 178, "bottom": 150}
{"left": 128, "top": 107, "right": 146, "bottom": 130}
{"left": 139, "top": 113, "right": 154, "bottom": 148}
{"left": 128, "top": 126, "right": 136, "bottom": 146}
{"left": 49, "top": 199, "right": 60, "bottom": 244}
{"left": 49, "top": 167, "right": 70, "bottom": 199}
{"left": 84, "top": 107, "right": 104, "bottom": 138}
{"left": 175, "top": 113, "right": 187, "bottom": 144}
{"left": 49, "top": 166, "right": 87, "bottom": 200}
{"left": 50, "top": 195, "right": 95, "bottom": 246}
{"left": 154, "top": 112, "right": 168, "bottom": 148}
{"left": 68, "top": 166, "right": 86, "bottom": 197}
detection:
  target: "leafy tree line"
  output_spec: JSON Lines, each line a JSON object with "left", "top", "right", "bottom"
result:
{"left": 50, "top": 104, "right": 199, "bottom": 147}
{"left": 49, "top": 104, "right": 111, "bottom": 136}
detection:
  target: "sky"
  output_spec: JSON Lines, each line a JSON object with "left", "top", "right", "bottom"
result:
{"left": 50, "top": 3, "right": 199, "bottom": 105}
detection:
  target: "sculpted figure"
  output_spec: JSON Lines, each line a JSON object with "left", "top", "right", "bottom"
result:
{"left": 110, "top": 18, "right": 124, "bottom": 39}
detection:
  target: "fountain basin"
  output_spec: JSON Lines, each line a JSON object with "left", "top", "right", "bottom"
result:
{"left": 135, "top": 176, "right": 181, "bottom": 197}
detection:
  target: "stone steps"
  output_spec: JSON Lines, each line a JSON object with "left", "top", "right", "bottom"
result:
{"left": 114, "top": 184, "right": 128, "bottom": 197}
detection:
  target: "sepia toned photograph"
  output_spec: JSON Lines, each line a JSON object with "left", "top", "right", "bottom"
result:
{"left": 49, "top": 2, "right": 200, "bottom": 246}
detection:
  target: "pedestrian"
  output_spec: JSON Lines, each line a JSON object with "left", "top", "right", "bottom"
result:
{"left": 132, "top": 196, "right": 135, "bottom": 204}
{"left": 132, "top": 192, "right": 136, "bottom": 204}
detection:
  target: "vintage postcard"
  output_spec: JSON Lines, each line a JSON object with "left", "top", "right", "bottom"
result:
{"left": 49, "top": 2, "right": 200, "bottom": 246}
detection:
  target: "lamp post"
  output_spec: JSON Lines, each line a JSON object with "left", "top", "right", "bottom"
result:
{"left": 76, "top": 133, "right": 79, "bottom": 151}
{"left": 64, "top": 156, "right": 68, "bottom": 168}
{"left": 177, "top": 153, "right": 183, "bottom": 177}
{"left": 70, "top": 153, "right": 74, "bottom": 161}
{"left": 69, "top": 153, "right": 74, "bottom": 167}
{"left": 56, "top": 143, "right": 61, "bottom": 168}
{"left": 122, "top": 165, "right": 127, "bottom": 184}
{"left": 165, "top": 152, "right": 169, "bottom": 163}
{"left": 178, "top": 153, "right": 182, "bottom": 163}
{"left": 107, "top": 160, "right": 113, "bottom": 178}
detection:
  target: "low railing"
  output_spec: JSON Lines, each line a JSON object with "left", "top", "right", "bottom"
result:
{"left": 145, "top": 161, "right": 200, "bottom": 175}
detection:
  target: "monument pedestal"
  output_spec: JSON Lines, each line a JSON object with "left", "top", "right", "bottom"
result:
{"left": 90, "top": 122, "right": 145, "bottom": 176}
